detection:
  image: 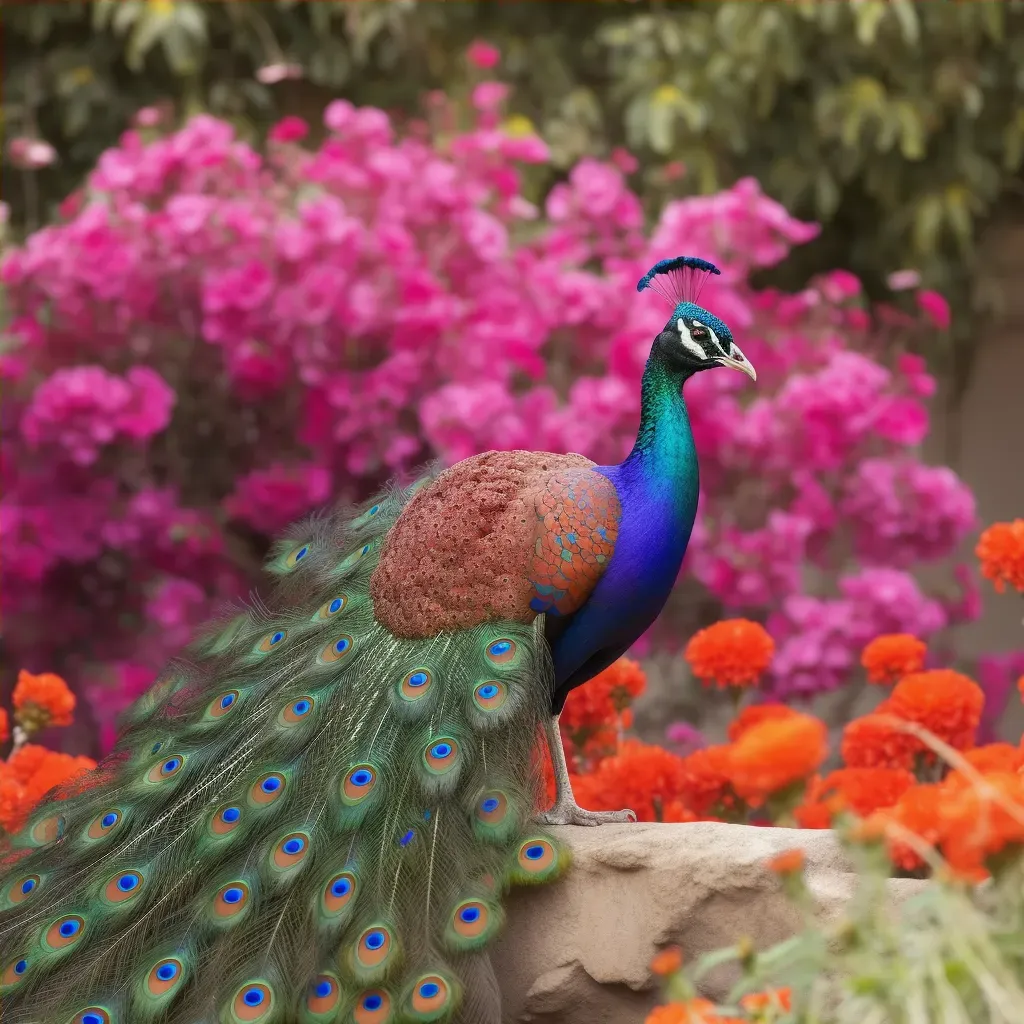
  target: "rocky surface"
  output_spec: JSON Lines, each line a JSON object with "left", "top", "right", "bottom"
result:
{"left": 495, "top": 821, "right": 926, "bottom": 1023}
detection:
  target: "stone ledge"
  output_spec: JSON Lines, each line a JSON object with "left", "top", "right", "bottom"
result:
{"left": 495, "top": 821, "right": 926, "bottom": 1023}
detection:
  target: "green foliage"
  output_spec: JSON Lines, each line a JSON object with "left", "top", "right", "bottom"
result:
{"left": 4, "top": 0, "right": 1024, "bottom": 362}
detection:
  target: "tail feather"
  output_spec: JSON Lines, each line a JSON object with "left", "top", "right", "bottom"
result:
{"left": 0, "top": 466, "right": 567, "bottom": 1024}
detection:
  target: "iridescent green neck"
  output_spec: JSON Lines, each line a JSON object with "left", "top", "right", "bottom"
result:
{"left": 624, "top": 353, "right": 696, "bottom": 476}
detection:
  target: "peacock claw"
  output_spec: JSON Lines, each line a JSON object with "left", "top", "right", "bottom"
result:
{"left": 539, "top": 802, "right": 637, "bottom": 827}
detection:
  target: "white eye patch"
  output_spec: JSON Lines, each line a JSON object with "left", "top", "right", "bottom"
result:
{"left": 676, "top": 317, "right": 727, "bottom": 360}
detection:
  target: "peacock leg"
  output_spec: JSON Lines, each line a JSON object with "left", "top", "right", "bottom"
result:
{"left": 538, "top": 714, "right": 637, "bottom": 826}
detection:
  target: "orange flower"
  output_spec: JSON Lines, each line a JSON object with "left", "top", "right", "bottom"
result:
{"left": 861, "top": 634, "right": 926, "bottom": 685}
{"left": 12, "top": 670, "right": 76, "bottom": 729}
{"left": 817, "top": 767, "right": 917, "bottom": 817}
{"left": 677, "top": 745, "right": 736, "bottom": 816}
{"left": 0, "top": 748, "right": 96, "bottom": 834}
{"left": 976, "top": 519, "right": 1024, "bottom": 593}
{"left": 727, "top": 703, "right": 798, "bottom": 742}
{"left": 645, "top": 1001, "right": 744, "bottom": 1024}
{"left": 957, "top": 743, "right": 1024, "bottom": 776}
{"left": 561, "top": 657, "right": 646, "bottom": 732}
{"left": 650, "top": 946, "right": 683, "bottom": 976}
{"left": 885, "top": 670, "right": 984, "bottom": 751}
{"left": 1018, "top": 676, "right": 1024, "bottom": 701}
{"left": 940, "top": 771, "right": 1024, "bottom": 877}
{"left": 873, "top": 782, "right": 948, "bottom": 871}
{"left": 725, "top": 712, "right": 828, "bottom": 805}
{"left": 740, "top": 988, "right": 792, "bottom": 1012}
{"left": 684, "top": 619, "right": 774, "bottom": 689}
{"left": 0, "top": 707, "right": 8, "bottom": 744}
{"left": 569, "top": 740, "right": 691, "bottom": 822}
{"left": 841, "top": 713, "right": 923, "bottom": 770}
{"left": 766, "top": 848, "right": 805, "bottom": 874}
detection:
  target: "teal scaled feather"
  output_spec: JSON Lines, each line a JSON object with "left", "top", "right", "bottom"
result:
{"left": 0, "top": 468, "right": 566, "bottom": 1024}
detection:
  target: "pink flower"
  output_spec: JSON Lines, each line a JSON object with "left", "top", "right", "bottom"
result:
{"left": 133, "top": 106, "right": 164, "bottom": 129}
{"left": 255, "top": 62, "right": 303, "bottom": 85}
{"left": 8, "top": 137, "right": 57, "bottom": 170}
{"left": 917, "top": 289, "right": 951, "bottom": 329}
{"left": 467, "top": 40, "right": 500, "bottom": 69}
{"left": 471, "top": 82, "right": 510, "bottom": 112}
{"left": 887, "top": 269, "right": 920, "bottom": 291}
{"left": 268, "top": 116, "right": 309, "bottom": 143}
{"left": 223, "top": 463, "right": 332, "bottom": 535}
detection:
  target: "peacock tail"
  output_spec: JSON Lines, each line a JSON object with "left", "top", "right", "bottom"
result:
{"left": 0, "top": 467, "right": 567, "bottom": 1024}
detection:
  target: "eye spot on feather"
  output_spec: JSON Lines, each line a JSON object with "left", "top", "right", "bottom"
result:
{"left": 147, "top": 754, "right": 185, "bottom": 784}
{"left": 342, "top": 764, "right": 377, "bottom": 804}
{"left": 515, "top": 837, "right": 562, "bottom": 879}
{"left": 1, "top": 957, "right": 29, "bottom": 988}
{"left": 7, "top": 874, "right": 40, "bottom": 905}
{"left": 231, "top": 981, "right": 274, "bottom": 1022}
{"left": 151, "top": 741, "right": 163, "bottom": 754}
{"left": 355, "top": 925, "right": 394, "bottom": 970}
{"left": 409, "top": 974, "right": 453, "bottom": 1017}
{"left": 473, "top": 680, "right": 507, "bottom": 712}
{"left": 453, "top": 901, "right": 488, "bottom": 938}
{"left": 336, "top": 542, "right": 373, "bottom": 573}
{"left": 399, "top": 668, "right": 432, "bottom": 701}
{"left": 207, "top": 690, "right": 239, "bottom": 719}
{"left": 213, "top": 881, "right": 250, "bottom": 919}
{"left": 104, "top": 870, "right": 143, "bottom": 904}
{"left": 29, "top": 813, "right": 64, "bottom": 846}
{"left": 256, "top": 629, "right": 287, "bottom": 654}
{"left": 44, "top": 914, "right": 85, "bottom": 950}
{"left": 285, "top": 543, "right": 311, "bottom": 569}
{"left": 211, "top": 803, "right": 242, "bottom": 836}
{"left": 485, "top": 638, "right": 516, "bottom": 665}
{"left": 322, "top": 871, "right": 357, "bottom": 915}
{"left": 271, "top": 832, "right": 310, "bottom": 870}
{"left": 249, "top": 772, "right": 286, "bottom": 806}
{"left": 423, "top": 738, "right": 459, "bottom": 775}
{"left": 353, "top": 989, "right": 392, "bottom": 1024}
{"left": 279, "top": 696, "right": 314, "bottom": 726}
{"left": 318, "top": 635, "right": 353, "bottom": 665}
{"left": 145, "top": 957, "right": 184, "bottom": 998}
{"left": 72, "top": 1009, "right": 111, "bottom": 1024}
{"left": 306, "top": 973, "right": 341, "bottom": 1014}
{"left": 475, "top": 791, "right": 508, "bottom": 827}
{"left": 87, "top": 808, "right": 122, "bottom": 841}
{"left": 314, "top": 595, "right": 348, "bottom": 621}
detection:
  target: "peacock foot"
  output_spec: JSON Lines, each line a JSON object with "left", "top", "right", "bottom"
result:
{"left": 538, "top": 801, "right": 637, "bottom": 827}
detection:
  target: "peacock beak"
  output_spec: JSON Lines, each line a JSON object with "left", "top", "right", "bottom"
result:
{"left": 714, "top": 352, "right": 757, "bottom": 382}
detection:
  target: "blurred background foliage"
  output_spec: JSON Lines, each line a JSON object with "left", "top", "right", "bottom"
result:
{"left": 3, "top": 0, "right": 1024, "bottom": 386}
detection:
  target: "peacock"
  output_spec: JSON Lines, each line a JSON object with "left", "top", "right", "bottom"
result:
{"left": 0, "top": 257, "right": 755, "bottom": 1024}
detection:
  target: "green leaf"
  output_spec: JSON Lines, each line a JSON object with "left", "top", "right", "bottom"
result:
{"left": 854, "top": 1, "right": 888, "bottom": 46}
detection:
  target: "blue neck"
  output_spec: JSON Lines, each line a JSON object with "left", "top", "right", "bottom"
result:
{"left": 617, "top": 354, "right": 699, "bottom": 513}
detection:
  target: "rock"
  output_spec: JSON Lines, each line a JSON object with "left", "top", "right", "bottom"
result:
{"left": 495, "top": 821, "right": 926, "bottom": 1023}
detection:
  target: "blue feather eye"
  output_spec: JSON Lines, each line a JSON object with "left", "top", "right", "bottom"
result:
{"left": 73, "top": 1010, "right": 111, "bottom": 1024}
{"left": 213, "top": 881, "right": 251, "bottom": 920}
{"left": 256, "top": 629, "right": 288, "bottom": 654}
{"left": 44, "top": 914, "right": 85, "bottom": 950}
{"left": 318, "top": 635, "right": 353, "bottom": 665}
{"left": 408, "top": 974, "right": 454, "bottom": 1017}
{"left": 314, "top": 594, "right": 348, "bottom": 621}
{"left": 104, "top": 869, "right": 144, "bottom": 904}
{"left": 279, "top": 695, "right": 315, "bottom": 726}
{"left": 285, "top": 543, "right": 311, "bottom": 569}
{"left": 147, "top": 754, "right": 185, "bottom": 783}
{"left": 6, "top": 874, "right": 40, "bottom": 904}
{"left": 342, "top": 764, "right": 378, "bottom": 805}
{"left": 322, "top": 870, "right": 357, "bottom": 916}
{"left": 307, "top": 973, "right": 341, "bottom": 1014}
{"left": 207, "top": 689, "right": 240, "bottom": 719}
{"left": 399, "top": 667, "right": 433, "bottom": 702}
{"left": 486, "top": 638, "right": 517, "bottom": 665}
{"left": 353, "top": 989, "right": 391, "bottom": 1023}
{"left": 250, "top": 772, "right": 286, "bottom": 806}
{"left": 145, "top": 956, "right": 185, "bottom": 998}
{"left": 231, "top": 980, "right": 274, "bottom": 1020}
{"left": 211, "top": 804, "right": 242, "bottom": 836}
{"left": 271, "top": 832, "right": 310, "bottom": 871}
{"left": 1, "top": 956, "right": 29, "bottom": 987}
{"left": 423, "top": 737, "right": 459, "bottom": 776}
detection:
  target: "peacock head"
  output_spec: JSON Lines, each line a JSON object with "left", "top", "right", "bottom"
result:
{"left": 637, "top": 256, "right": 756, "bottom": 382}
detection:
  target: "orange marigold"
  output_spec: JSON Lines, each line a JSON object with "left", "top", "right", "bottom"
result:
{"left": 976, "top": 519, "right": 1024, "bottom": 593}
{"left": 12, "top": 670, "right": 76, "bottom": 728}
{"left": 725, "top": 712, "right": 827, "bottom": 805}
{"left": 677, "top": 745, "right": 735, "bottom": 816}
{"left": 817, "top": 767, "right": 917, "bottom": 818}
{"left": 957, "top": 743, "right": 1024, "bottom": 776}
{"left": 873, "top": 782, "right": 948, "bottom": 871}
{"left": 1018, "top": 675, "right": 1024, "bottom": 701}
{"left": 885, "top": 670, "right": 984, "bottom": 752}
{"left": 766, "top": 848, "right": 805, "bottom": 874}
{"left": 860, "top": 634, "right": 927, "bottom": 685}
{"left": 645, "top": 1001, "right": 743, "bottom": 1024}
{"left": 568, "top": 740, "right": 690, "bottom": 823}
{"left": 684, "top": 619, "right": 775, "bottom": 689}
{"left": 740, "top": 988, "right": 792, "bottom": 1012}
{"left": 0, "top": 707, "right": 8, "bottom": 745}
{"left": 0, "top": 748, "right": 96, "bottom": 834}
{"left": 727, "top": 703, "right": 798, "bottom": 742}
{"left": 940, "top": 771, "right": 1024, "bottom": 878}
{"left": 650, "top": 946, "right": 683, "bottom": 976}
{"left": 841, "top": 713, "right": 923, "bottom": 770}
{"left": 561, "top": 657, "right": 646, "bottom": 732}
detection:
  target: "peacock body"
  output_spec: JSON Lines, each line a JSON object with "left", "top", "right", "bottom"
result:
{"left": 0, "top": 258, "right": 754, "bottom": 1024}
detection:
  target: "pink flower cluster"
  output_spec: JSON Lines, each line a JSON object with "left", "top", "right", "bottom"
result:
{"left": 0, "top": 63, "right": 983, "bottom": 739}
